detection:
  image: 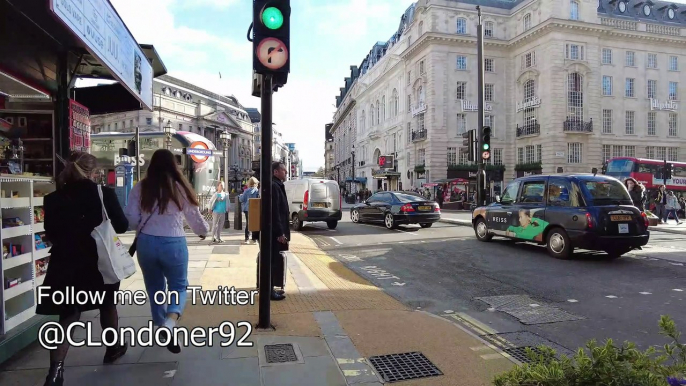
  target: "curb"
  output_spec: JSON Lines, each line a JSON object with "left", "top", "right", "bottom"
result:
{"left": 648, "top": 226, "right": 686, "bottom": 235}
{"left": 439, "top": 218, "right": 472, "bottom": 227}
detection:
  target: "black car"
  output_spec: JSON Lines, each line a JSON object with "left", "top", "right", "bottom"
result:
{"left": 471, "top": 174, "right": 650, "bottom": 259}
{"left": 350, "top": 191, "right": 441, "bottom": 229}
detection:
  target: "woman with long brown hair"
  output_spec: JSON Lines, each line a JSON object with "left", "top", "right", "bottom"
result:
{"left": 124, "top": 149, "right": 209, "bottom": 354}
{"left": 37, "top": 152, "right": 129, "bottom": 386}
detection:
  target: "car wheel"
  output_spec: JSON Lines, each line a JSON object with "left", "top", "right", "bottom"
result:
{"left": 351, "top": 209, "right": 360, "bottom": 223}
{"left": 420, "top": 223, "right": 433, "bottom": 228}
{"left": 605, "top": 248, "right": 631, "bottom": 259}
{"left": 546, "top": 227, "right": 572, "bottom": 259}
{"left": 474, "top": 218, "right": 493, "bottom": 242}
{"left": 327, "top": 221, "right": 338, "bottom": 230}
{"left": 384, "top": 213, "right": 397, "bottom": 229}
{"left": 292, "top": 214, "right": 303, "bottom": 231}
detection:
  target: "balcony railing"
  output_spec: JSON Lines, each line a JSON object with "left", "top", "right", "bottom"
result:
{"left": 563, "top": 118, "right": 593, "bottom": 133}
{"left": 412, "top": 130, "right": 427, "bottom": 142}
{"left": 516, "top": 121, "right": 541, "bottom": 137}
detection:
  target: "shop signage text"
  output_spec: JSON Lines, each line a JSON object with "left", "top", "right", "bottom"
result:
{"left": 650, "top": 99, "right": 678, "bottom": 111}
{"left": 516, "top": 97, "right": 542, "bottom": 112}
{"left": 411, "top": 102, "right": 427, "bottom": 117}
{"left": 114, "top": 154, "right": 146, "bottom": 166}
{"left": 378, "top": 155, "right": 394, "bottom": 168}
{"left": 461, "top": 100, "right": 493, "bottom": 112}
{"left": 653, "top": 177, "right": 686, "bottom": 186}
{"left": 51, "top": 0, "right": 154, "bottom": 110}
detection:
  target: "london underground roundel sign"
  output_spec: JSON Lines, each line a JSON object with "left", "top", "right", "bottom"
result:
{"left": 188, "top": 141, "right": 211, "bottom": 163}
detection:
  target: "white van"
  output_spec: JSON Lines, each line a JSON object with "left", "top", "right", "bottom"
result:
{"left": 284, "top": 178, "right": 342, "bottom": 230}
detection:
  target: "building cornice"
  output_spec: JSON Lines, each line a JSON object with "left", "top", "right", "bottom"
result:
{"left": 330, "top": 100, "right": 357, "bottom": 135}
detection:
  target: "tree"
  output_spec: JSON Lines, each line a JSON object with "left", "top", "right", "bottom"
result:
{"left": 313, "top": 167, "right": 325, "bottom": 177}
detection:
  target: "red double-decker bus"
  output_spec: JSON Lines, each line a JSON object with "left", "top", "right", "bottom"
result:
{"left": 604, "top": 157, "right": 686, "bottom": 192}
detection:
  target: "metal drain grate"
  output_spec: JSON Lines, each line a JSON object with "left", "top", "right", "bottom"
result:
{"left": 503, "top": 346, "right": 545, "bottom": 363}
{"left": 368, "top": 352, "right": 442, "bottom": 383}
{"left": 264, "top": 344, "right": 298, "bottom": 363}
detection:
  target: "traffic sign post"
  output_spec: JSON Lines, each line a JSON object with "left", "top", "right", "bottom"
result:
{"left": 476, "top": 6, "right": 486, "bottom": 207}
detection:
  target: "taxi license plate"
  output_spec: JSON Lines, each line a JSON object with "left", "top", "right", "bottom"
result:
{"left": 418, "top": 206, "right": 432, "bottom": 211}
{"left": 610, "top": 215, "right": 632, "bottom": 221}
{"left": 618, "top": 224, "right": 629, "bottom": 234}
{"left": 312, "top": 203, "right": 326, "bottom": 208}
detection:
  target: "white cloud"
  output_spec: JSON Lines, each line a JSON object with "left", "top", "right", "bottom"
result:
{"left": 177, "top": 0, "right": 239, "bottom": 9}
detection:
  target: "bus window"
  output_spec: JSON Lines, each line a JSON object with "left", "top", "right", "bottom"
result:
{"left": 674, "top": 166, "right": 686, "bottom": 177}
{"left": 638, "top": 163, "right": 660, "bottom": 178}
{"left": 607, "top": 159, "right": 634, "bottom": 173}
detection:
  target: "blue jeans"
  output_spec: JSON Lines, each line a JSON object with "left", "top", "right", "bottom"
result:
{"left": 136, "top": 234, "right": 189, "bottom": 326}
{"left": 666, "top": 209, "right": 680, "bottom": 223}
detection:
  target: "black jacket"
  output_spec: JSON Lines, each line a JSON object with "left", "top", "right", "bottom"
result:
{"left": 36, "top": 179, "right": 128, "bottom": 315}
{"left": 628, "top": 187, "right": 645, "bottom": 212}
{"left": 271, "top": 177, "right": 290, "bottom": 241}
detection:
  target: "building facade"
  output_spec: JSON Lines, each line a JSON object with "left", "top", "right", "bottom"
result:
{"left": 91, "top": 75, "right": 256, "bottom": 185}
{"left": 330, "top": 0, "right": 686, "bottom": 195}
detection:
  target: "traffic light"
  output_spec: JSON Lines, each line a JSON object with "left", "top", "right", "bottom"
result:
{"left": 461, "top": 129, "right": 475, "bottom": 162}
{"left": 481, "top": 126, "right": 491, "bottom": 161}
{"left": 664, "top": 161, "right": 673, "bottom": 180}
{"left": 601, "top": 163, "right": 607, "bottom": 174}
{"left": 252, "top": 0, "right": 290, "bottom": 87}
{"left": 127, "top": 140, "right": 137, "bottom": 157}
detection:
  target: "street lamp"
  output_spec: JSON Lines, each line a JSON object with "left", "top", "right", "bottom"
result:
{"left": 351, "top": 145, "right": 355, "bottom": 203}
{"left": 219, "top": 130, "right": 232, "bottom": 226}
{"left": 163, "top": 120, "right": 175, "bottom": 150}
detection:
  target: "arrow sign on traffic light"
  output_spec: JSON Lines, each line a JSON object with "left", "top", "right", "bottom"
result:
{"left": 257, "top": 38, "right": 289, "bottom": 70}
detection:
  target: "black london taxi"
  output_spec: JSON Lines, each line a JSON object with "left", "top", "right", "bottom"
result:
{"left": 471, "top": 174, "right": 650, "bottom": 259}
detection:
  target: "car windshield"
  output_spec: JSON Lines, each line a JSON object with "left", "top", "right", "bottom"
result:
{"left": 583, "top": 180, "right": 632, "bottom": 204}
{"left": 394, "top": 193, "right": 426, "bottom": 203}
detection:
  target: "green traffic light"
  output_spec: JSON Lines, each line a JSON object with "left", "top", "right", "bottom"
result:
{"left": 262, "top": 7, "right": 284, "bottom": 29}
{"left": 483, "top": 144, "right": 490, "bottom": 150}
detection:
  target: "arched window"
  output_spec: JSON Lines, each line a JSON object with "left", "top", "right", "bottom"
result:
{"left": 457, "top": 18, "right": 467, "bottom": 34}
{"left": 376, "top": 100, "right": 380, "bottom": 124}
{"left": 370, "top": 104, "right": 375, "bottom": 125}
{"left": 381, "top": 96, "right": 386, "bottom": 121}
{"left": 524, "top": 14, "right": 532, "bottom": 31}
{"left": 570, "top": 1, "right": 579, "bottom": 20}
{"left": 418, "top": 21, "right": 424, "bottom": 36}
{"left": 360, "top": 110, "right": 365, "bottom": 133}
{"left": 391, "top": 89, "right": 399, "bottom": 116}
{"left": 567, "top": 73, "right": 584, "bottom": 123}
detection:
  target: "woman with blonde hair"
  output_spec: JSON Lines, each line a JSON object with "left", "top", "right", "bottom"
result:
{"left": 208, "top": 181, "right": 229, "bottom": 243}
{"left": 240, "top": 177, "right": 260, "bottom": 243}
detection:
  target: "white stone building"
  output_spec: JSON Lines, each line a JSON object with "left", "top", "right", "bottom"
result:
{"left": 330, "top": 0, "right": 686, "bottom": 195}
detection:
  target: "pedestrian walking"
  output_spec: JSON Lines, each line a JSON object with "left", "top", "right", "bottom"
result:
{"left": 269, "top": 161, "right": 290, "bottom": 301}
{"left": 240, "top": 177, "right": 260, "bottom": 244}
{"left": 208, "top": 181, "right": 229, "bottom": 243}
{"left": 624, "top": 177, "right": 646, "bottom": 212}
{"left": 124, "top": 149, "right": 209, "bottom": 354}
{"left": 665, "top": 191, "right": 683, "bottom": 225}
{"left": 37, "top": 152, "right": 129, "bottom": 386}
{"left": 655, "top": 185, "right": 668, "bottom": 223}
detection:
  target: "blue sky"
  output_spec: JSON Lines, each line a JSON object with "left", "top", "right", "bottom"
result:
{"left": 105, "top": 0, "right": 414, "bottom": 171}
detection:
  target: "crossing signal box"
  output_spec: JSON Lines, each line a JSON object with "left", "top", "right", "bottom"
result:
{"left": 252, "top": 0, "right": 290, "bottom": 87}
{"left": 481, "top": 126, "right": 491, "bottom": 161}
{"left": 461, "top": 129, "right": 476, "bottom": 162}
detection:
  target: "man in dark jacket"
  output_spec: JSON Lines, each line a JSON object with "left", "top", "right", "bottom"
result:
{"left": 270, "top": 161, "right": 290, "bottom": 300}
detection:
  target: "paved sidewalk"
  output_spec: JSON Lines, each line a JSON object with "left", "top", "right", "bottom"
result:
{"left": 0, "top": 226, "right": 513, "bottom": 386}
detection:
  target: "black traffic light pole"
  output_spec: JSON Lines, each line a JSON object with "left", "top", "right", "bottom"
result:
{"left": 476, "top": 6, "right": 486, "bottom": 207}
{"left": 258, "top": 74, "right": 273, "bottom": 329}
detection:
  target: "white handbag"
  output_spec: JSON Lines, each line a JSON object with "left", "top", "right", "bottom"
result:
{"left": 91, "top": 185, "right": 136, "bottom": 284}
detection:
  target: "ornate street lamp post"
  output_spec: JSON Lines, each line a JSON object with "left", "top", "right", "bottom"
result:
{"left": 163, "top": 120, "right": 175, "bottom": 150}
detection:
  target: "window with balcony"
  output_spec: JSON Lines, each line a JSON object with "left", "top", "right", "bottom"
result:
{"left": 670, "top": 82, "right": 679, "bottom": 100}
{"left": 625, "top": 78, "right": 635, "bottom": 98}
{"left": 648, "top": 80, "right": 657, "bottom": 99}
{"left": 456, "top": 82, "right": 466, "bottom": 100}
{"left": 625, "top": 111, "right": 635, "bottom": 135}
{"left": 570, "top": 1, "right": 579, "bottom": 20}
{"left": 669, "top": 113, "right": 678, "bottom": 137}
{"left": 602, "top": 48, "right": 612, "bottom": 64}
{"left": 417, "top": 113, "right": 425, "bottom": 131}
{"left": 648, "top": 112, "right": 656, "bottom": 136}
{"left": 456, "top": 56, "right": 467, "bottom": 70}
{"left": 647, "top": 53, "right": 658, "bottom": 69}
{"left": 602, "top": 76, "right": 613, "bottom": 96}
{"left": 485, "top": 21, "right": 494, "bottom": 37}
{"left": 565, "top": 43, "right": 584, "bottom": 60}
{"left": 625, "top": 51, "right": 635, "bottom": 67}
{"left": 524, "top": 13, "right": 532, "bottom": 31}
{"left": 485, "top": 58, "right": 494, "bottom": 72}
{"left": 670, "top": 56, "right": 679, "bottom": 71}
{"left": 485, "top": 84, "right": 494, "bottom": 102}
{"left": 457, "top": 18, "right": 467, "bottom": 34}
{"left": 568, "top": 143, "right": 583, "bottom": 164}
{"left": 567, "top": 72, "right": 584, "bottom": 123}
{"left": 602, "top": 109, "right": 612, "bottom": 134}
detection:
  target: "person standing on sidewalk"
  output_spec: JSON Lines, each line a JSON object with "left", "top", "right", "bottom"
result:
{"left": 208, "top": 181, "right": 229, "bottom": 243}
{"left": 655, "top": 185, "right": 668, "bottom": 223}
{"left": 624, "top": 178, "right": 646, "bottom": 212}
{"left": 270, "top": 161, "right": 290, "bottom": 301}
{"left": 124, "top": 149, "right": 209, "bottom": 354}
{"left": 38, "top": 152, "right": 129, "bottom": 386}
{"left": 240, "top": 177, "right": 260, "bottom": 244}
{"left": 665, "top": 191, "right": 683, "bottom": 225}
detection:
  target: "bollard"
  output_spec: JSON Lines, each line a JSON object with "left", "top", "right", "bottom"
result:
{"left": 234, "top": 196, "right": 243, "bottom": 230}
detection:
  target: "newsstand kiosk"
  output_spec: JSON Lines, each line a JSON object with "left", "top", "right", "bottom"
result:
{"left": 0, "top": 0, "right": 167, "bottom": 364}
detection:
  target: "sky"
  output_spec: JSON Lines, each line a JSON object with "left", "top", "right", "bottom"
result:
{"left": 95, "top": 0, "right": 414, "bottom": 172}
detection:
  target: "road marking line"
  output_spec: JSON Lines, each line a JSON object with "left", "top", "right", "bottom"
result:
{"left": 567, "top": 299, "right": 579, "bottom": 303}
{"left": 671, "top": 262, "right": 684, "bottom": 266}
{"left": 395, "top": 229, "right": 420, "bottom": 236}
{"left": 673, "top": 289, "right": 684, "bottom": 292}
{"left": 639, "top": 292, "right": 652, "bottom": 295}
{"left": 444, "top": 310, "right": 454, "bottom": 314}
{"left": 606, "top": 295, "right": 618, "bottom": 298}
{"left": 329, "top": 237, "right": 343, "bottom": 245}
{"left": 529, "top": 304, "right": 540, "bottom": 308}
